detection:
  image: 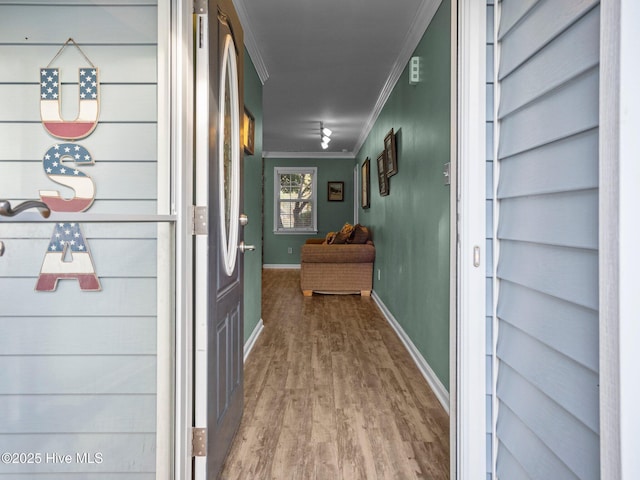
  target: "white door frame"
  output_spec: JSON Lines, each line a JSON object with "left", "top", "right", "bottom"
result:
{"left": 456, "top": 0, "right": 487, "bottom": 478}
{"left": 599, "top": 1, "right": 640, "bottom": 479}
{"left": 170, "top": 0, "right": 494, "bottom": 478}
{"left": 172, "top": 0, "right": 196, "bottom": 479}
{"left": 156, "top": 1, "right": 176, "bottom": 478}
{"left": 460, "top": 1, "right": 640, "bottom": 478}
{"left": 192, "top": 4, "right": 210, "bottom": 478}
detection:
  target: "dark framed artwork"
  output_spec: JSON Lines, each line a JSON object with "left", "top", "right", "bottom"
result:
{"left": 376, "top": 151, "right": 389, "bottom": 196}
{"left": 327, "top": 181, "right": 344, "bottom": 201}
{"left": 243, "top": 107, "right": 255, "bottom": 155}
{"left": 384, "top": 128, "right": 397, "bottom": 176}
{"left": 361, "top": 158, "right": 371, "bottom": 209}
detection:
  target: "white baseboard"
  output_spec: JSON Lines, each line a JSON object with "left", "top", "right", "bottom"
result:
{"left": 263, "top": 264, "right": 301, "bottom": 269}
{"left": 244, "top": 318, "right": 264, "bottom": 362}
{"left": 372, "top": 291, "right": 450, "bottom": 414}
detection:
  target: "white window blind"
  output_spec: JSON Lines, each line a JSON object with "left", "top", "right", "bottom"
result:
{"left": 274, "top": 167, "right": 317, "bottom": 233}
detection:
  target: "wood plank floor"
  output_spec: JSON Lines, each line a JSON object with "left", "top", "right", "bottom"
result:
{"left": 221, "top": 269, "right": 450, "bottom": 479}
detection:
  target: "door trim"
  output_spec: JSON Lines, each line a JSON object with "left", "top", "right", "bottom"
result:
{"left": 155, "top": 0, "right": 175, "bottom": 477}
{"left": 456, "top": 0, "right": 487, "bottom": 478}
{"left": 193, "top": 5, "right": 210, "bottom": 480}
{"left": 172, "top": 0, "right": 196, "bottom": 479}
{"left": 599, "top": 1, "right": 640, "bottom": 478}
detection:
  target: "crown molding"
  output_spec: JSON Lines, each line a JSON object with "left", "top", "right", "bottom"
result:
{"left": 263, "top": 151, "right": 356, "bottom": 159}
{"left": 232, "top": 0, "right": 269, "bottom": 84}
{"left": 353, "top": 0, "right": 442, "bottom": 155}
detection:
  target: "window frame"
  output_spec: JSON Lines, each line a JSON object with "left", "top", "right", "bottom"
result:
{"left": 273, "top": 166, "right": 318, "bottom": 234}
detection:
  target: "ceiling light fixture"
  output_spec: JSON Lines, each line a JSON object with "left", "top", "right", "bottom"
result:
{"left": 320, "top": 122, "right": 332, "bottom": 150}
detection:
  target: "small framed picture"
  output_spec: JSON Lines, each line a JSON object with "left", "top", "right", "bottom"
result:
{"left": 384, "top": 128, "right": 397, "bottom": 177}
{"left": 361, "top": 158, "right": 370, "bottom": 209}
{"left": 377, "top": 152, "right": 389, "bottom": 196}
{"left": 243, "top": 107, "right": 255, "bottom": 155}
{"left": 327, "top": 181, "right": 344, "bottom": 201}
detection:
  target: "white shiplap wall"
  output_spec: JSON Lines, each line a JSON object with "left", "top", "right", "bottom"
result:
{"left": 0, "top": 2, "right": 163, "bottom": 478}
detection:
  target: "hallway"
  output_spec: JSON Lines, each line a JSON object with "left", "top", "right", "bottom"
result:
{"left": 221, "top": 269, "right": 449, "bottom": 479}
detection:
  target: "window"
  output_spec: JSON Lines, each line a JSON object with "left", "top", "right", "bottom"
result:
{"left": 274, "top": 167, "right": 317, "bottom": 233}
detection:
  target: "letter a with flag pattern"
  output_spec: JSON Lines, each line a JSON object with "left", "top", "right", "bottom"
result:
{"left": 36, "top": 223, "right": 101, "bottom": 291}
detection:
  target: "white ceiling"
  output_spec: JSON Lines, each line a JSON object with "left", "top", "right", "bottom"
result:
{"left": 233, "top": 0, "right": 441, "bottom": 157}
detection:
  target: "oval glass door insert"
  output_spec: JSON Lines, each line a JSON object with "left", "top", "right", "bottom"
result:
{"left": 218, "top": 34, "right": 240, "bottom": 276}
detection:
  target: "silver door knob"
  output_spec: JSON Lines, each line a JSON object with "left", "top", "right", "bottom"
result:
{"left": 0, "top": 241, "right": 4, "bottom": 257}
{"left": 239, "top": 214, "right": 249, "bottom": 226}
{"left": 238, "top": 241, "right": 255, "bottom": 253}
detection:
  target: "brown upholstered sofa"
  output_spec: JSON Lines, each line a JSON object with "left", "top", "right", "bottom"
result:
{"left": 300, "top": 224, "right": 375, "bottom": 297}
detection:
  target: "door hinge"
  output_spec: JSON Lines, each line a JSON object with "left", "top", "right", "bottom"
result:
{"left": 193, "top": 0, "right": 207, "bottom": 14}
{"left": 192, "top": 427, "right": 207, "bottom": 457}
{"left": 192, "top": 205, "right": 208, "bottom": 235}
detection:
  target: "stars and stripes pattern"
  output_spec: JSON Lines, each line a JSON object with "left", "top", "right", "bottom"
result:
{"left": 35, "top": 57, "right": 101, "bottom": 291}
{"left": 46, "top": 223, "right": 86, "bottom": 252}
{"left": 43, "top": 143, "right": 92, "bottom": 177}
{"left": 39, "top": 143, "right": 95, "bottom": 212}
{"left": 40, "top": 67, "right": 100, "bottom": 140}
{"left": 36, "top": 223, "right": 101, "bottom": 291}
{"left": 40, "top": 68, "right": 60, "bottom": 100}
{"left": 40, "top": 67, "right": 97, "bottom": 100}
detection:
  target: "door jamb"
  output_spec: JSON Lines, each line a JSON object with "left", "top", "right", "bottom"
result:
{"left": 172, "top": 0, "right": 196, "bottom": 479}
{"left": 456, "top": 0, "right": 487, "bottom": 478}
{"left": 599, "top": 1, "right": 640, "bottom": 478}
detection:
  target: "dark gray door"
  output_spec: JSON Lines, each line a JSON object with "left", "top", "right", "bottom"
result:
{"left": 194, "top": 0, "right": 245, "bottom": 477}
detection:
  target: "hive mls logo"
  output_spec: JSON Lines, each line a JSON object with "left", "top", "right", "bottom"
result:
{"left": 36, "top": 65, "right": 101, "bottom": 291}
{"left": 76, "top": 452, "right": 103, "bottom": 464}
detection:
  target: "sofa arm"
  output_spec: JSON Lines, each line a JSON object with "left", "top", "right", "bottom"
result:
{"left": 305, "top": 238, "right": 326, "bottom": 245}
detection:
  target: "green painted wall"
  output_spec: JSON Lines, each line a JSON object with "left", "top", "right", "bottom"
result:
{"left": 356, "top": 0, "right": 451, "bottom": 389}
{"left": 243, "top": 49, "right": 263, "bottom": 343}
{"left": 263, "top": 157, "right": 354, "bottom": 265}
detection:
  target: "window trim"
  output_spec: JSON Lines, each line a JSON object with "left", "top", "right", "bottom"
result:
{"left": 273, "top": 166, "right": 318, "bottom": 234}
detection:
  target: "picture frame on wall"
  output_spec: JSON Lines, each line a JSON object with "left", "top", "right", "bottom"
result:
{"left": 327, "top": 181, "right": 344, "bottom": 201}
{"left": 361, "top": 158, "right": 371, "bottom": 208}
{"left": 376, "top": 152, "right": 389, "bottom": 196}
{"left": 243, "top": 107, "right": 255, "bottom": 155}
{"left": 384, "top": 128, "right": 397, "bottom": 176}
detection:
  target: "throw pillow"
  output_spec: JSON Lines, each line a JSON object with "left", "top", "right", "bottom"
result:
{"left": 324, "top": 231, "right": 336, "bottom": 244}
{"left": 350, "top": 224, "right": 370, "bottom": 244}
{"left": 330, "top": 222, "right": 354, "bottom": 244}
